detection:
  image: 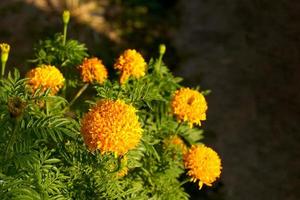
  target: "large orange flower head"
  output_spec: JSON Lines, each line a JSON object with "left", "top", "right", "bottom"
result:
{"left": 81, "top": 99, "right": 142, "bottom": 155}
{"left": 114, "top": 49, "right": 147, "bottom": 84}
{"left": 26, "top": 65, "right": 65, "bottom": 95}
{"left": 184, "top": 145, "right": 222, "bottom": 189}
{"left": 171, "top": 88, "right": 207, "bottom": 127}
{"left": 80, "top": 57, "right": 108, "bottom": 84}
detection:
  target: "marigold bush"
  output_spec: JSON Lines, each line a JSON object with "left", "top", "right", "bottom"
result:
{"left": 0, "top": 11, "right": 222, "bottom": 200}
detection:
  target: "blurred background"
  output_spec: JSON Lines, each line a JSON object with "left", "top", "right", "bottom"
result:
{"left": 1, "top": 0, "right": 299, "bottom": 199}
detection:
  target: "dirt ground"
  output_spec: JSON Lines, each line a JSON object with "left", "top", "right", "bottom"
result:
{"left": 0, "top": 0, "right": 299, "bottom": 200}
{"left": 174, "top": 0, "right": 300, "bottom": 199}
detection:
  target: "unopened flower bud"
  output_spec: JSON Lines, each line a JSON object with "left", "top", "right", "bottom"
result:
{"left": 62, "top": 10, "right": 70, "bottom": 24}
{"left": 159, "top": 44, "right": 166, "bottom": 55}
{"left": 0, "top": 43, "right": 10, "bottom": 63}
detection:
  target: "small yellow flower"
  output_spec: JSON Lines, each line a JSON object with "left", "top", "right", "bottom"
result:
{"left": 81, "top": 99, "right": 142, "bottom": 155}
{"left": 164, "top": 135, "right": 187, "bottom": 154}
{"left": 171, "top": 88, "right": 207, "bottom": 127}
{"left": 26, "top": 65, "right": 65, "bottom": 95}
{"left": 0, "top": 43, "right": 10, "bottom": 63}
{"left": 79, "top": 58, "right": 108, "bottom": 84}
{"left": 114, "top": 49, "right": 147, "bottom": 84}
{"left": 184, "top": 145, "right": 222, "bottom": 189}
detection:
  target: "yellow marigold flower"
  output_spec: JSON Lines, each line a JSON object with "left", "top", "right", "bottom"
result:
{"left": 79, "top": 57, "right": 108, "bottom": 84}
{"left": 171, "top": 88, "right": 207, "bottom": 127}
{"left": 164, "top": 135, "right": 187, "bottom": 154}
{"left": 184, "top": 145, "right": 222, "bottom": 189}
{"left": 114, "top": 49, "right": 147, "bottom": 84}
{"left": 26, "top": 65, "right": 65, "bottom": 95}
{"left": 81, "top": 99, "right": 142, "bottom": 155}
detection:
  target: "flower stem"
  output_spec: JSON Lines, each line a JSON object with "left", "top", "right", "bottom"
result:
{"left": 5, "top": 118, "right": 20, "bottom": 160}
{"left": 175, "top": 123, "right": 182, "bottom": 134}
{"left": 65, "top": 83, "right": 89, "bottom": 111}
{"left": 63, "top": 24, "right": 68, "bottom": 46}
{"left": 155, "top": 44, "right": 166, "bottom": 77}
{"left": 1, "top": 61, "right": 6, "bottom": 77}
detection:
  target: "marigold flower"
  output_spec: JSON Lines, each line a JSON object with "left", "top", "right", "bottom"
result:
{"left": 184, "top": 145, "right": 222, "bottom": 189}
{"left": 81, "top": 99, "right": 142, "bottom": 155}
{"left": 79, "top": 57, "right": 108, "bottom": 84}
{"left": 164, "top": 135, "right": 187, "bottom": 154}
{"left": 114, "top": 49, "right": 147, "bottom": 84}
{"left": 171, "top": 88, "right": 207, "bottom": 127}
{"left": 26, "top": 65, "right": 65, "bottom": 95}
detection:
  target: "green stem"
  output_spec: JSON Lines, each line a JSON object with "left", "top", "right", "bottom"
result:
{"left": 155, "top": 54, "right": 163, "bottom": 77}
{"left": 65, "top": 83, "right": 89, "bottom": 112}
{"left": 175, "top": 123, "right": 182, "bottom": 134}
{"left": 1, "top": 61, "right": 6, "bottom": 77}
{"left": 63, "top": 24, "right": 68, "bottom": 45}
{"left": 46, "top": 100, "right": 49, "bottom": 115}
{"left": 5, "top": 118, "right": 20, "bottom": 160}
{"left": 180, "top": 178, "right": 191, "bottom": 186}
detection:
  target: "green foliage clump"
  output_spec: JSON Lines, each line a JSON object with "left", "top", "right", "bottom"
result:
{"left": 0, "top": 12, "right": 211, "bottom": 200}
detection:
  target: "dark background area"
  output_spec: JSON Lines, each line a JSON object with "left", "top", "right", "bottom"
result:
{"left": 1, "top": 0, "right": 299, "bottom": 199}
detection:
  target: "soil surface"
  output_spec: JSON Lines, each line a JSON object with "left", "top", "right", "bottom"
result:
{"left": 173, "top": 1, "right": 300, "bottom": 200}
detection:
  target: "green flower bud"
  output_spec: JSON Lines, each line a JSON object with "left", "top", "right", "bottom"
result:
{"left": 0, "top": 43, "right": 10, "bottom": 63}
{"left": 159, "top": 44, "right": 166, "bottom": 55}
{"left": 62, "top": 10, "right": 70, "bottom": 24}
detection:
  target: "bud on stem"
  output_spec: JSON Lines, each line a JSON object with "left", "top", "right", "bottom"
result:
{"left": 155, "top": 44, "right": 167, "bottom": 76}
{"left": 0, "top": 43, "right": 10, "bottom": 77}
{"left": 62, "top": 10, "right": 70, "bottom": 25}
{"left": 159, "top": 44, "right": 166, "bottom": 56}
{"left": 62, "top": 10, "right": 70, "bottom": 45}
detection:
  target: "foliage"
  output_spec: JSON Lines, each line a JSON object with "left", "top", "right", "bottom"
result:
{"left": 0, "top": 13, "right": 211, "bottom": 200}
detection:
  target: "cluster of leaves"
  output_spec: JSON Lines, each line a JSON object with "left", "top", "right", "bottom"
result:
{"left": 0, "top": 24, "right": 205, "bottom": 200}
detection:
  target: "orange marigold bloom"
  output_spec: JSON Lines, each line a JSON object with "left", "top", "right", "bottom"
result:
{"left": 114, "top": 49, "right": 147, "bottom": 84}
{"left": 81, "top": 99, "right": 142, "bottom": 155}
{"left": 171, "top": 88, "right": 207, "bottom": 127}
{"left": 26, "top": 65, "right": 65, "bottom": 95}
{"left": 80, "top": 57, "right": 108, "bottom": 84}
{"left": 184, "top": 145, "right": 222, "bottom": 189}
{"left": 164, "top": 135, "right": 188, "bottom": 154}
